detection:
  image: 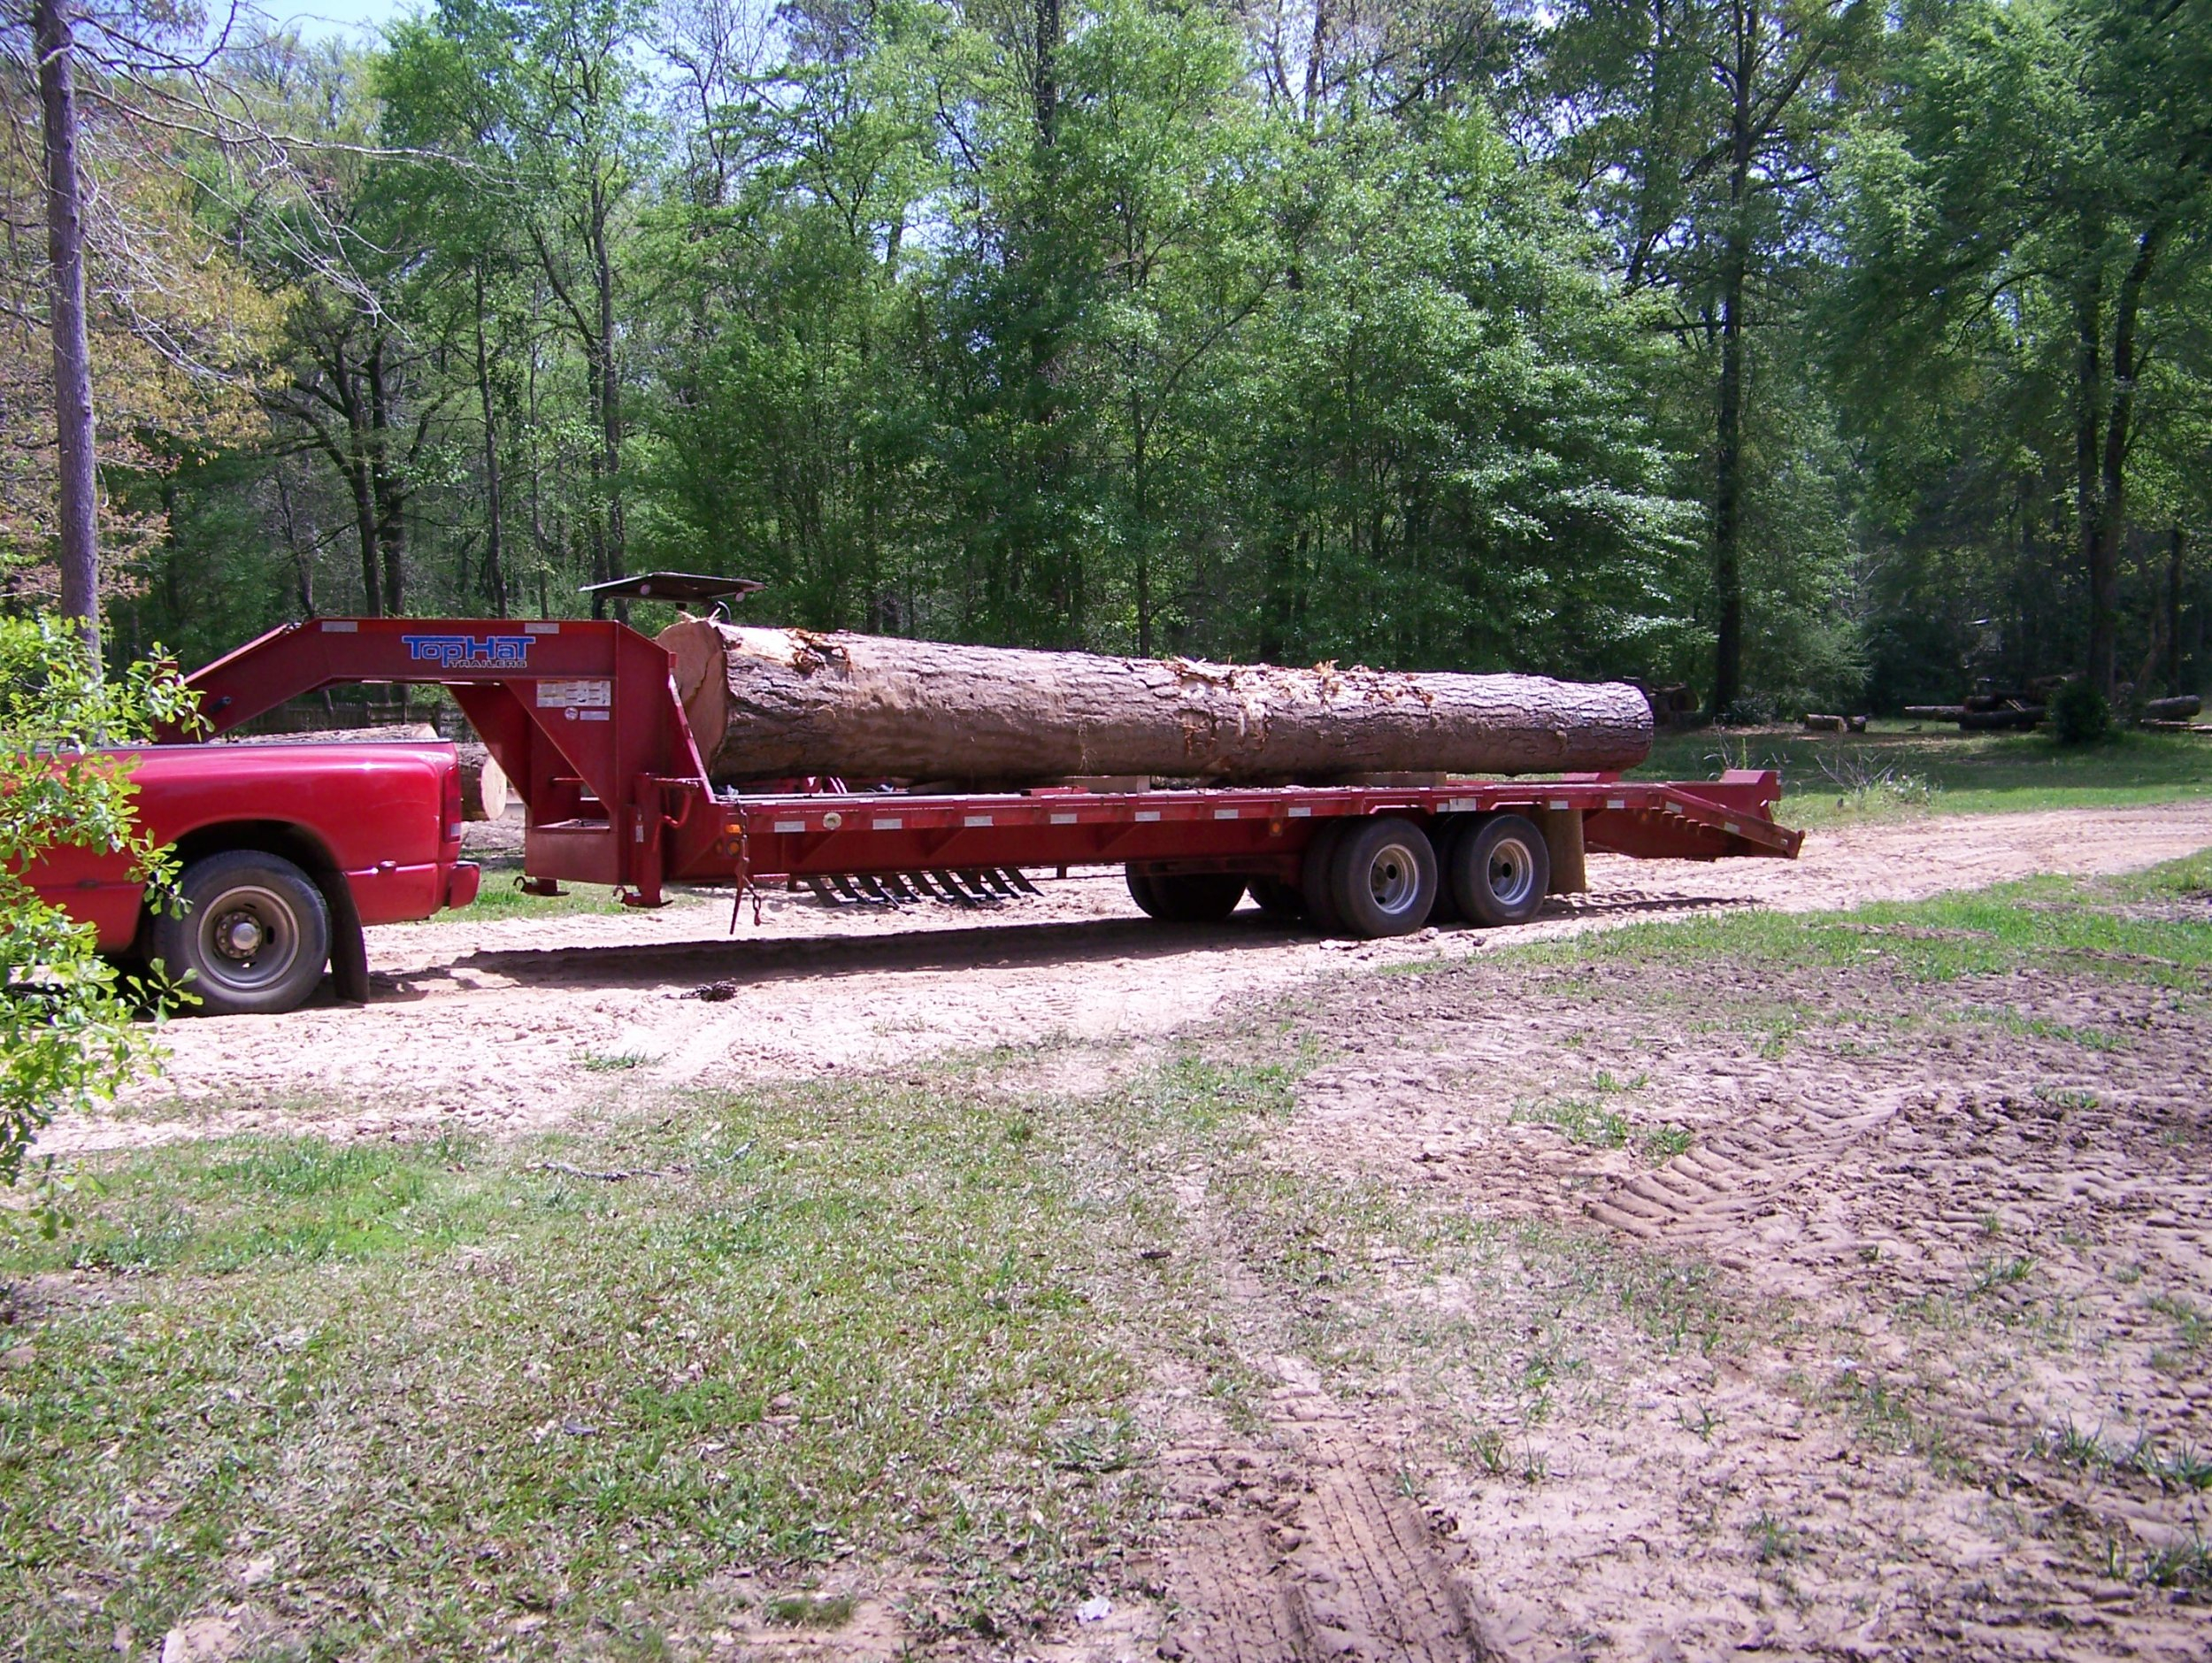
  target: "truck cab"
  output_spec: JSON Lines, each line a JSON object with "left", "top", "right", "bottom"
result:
{"left": 27, "top": 742, "right": 481, "bottom": 1015}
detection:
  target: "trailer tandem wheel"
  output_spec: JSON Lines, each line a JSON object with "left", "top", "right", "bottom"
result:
{"left": 1300, "top": 820, "right": 1352, "bottom": 934}
{"left": 1449, "top": 812, "right": 1551, "bottom": 927}
{"left": 1329, "top": 816, "right": 1439, "bottom": 938}
{"left": 1126, "top": 867, "right": 1248, "bottom": 922}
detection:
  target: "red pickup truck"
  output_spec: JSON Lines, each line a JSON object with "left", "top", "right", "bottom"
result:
{"left": 27, "top": 742, "right": 482, "bottom": 1016}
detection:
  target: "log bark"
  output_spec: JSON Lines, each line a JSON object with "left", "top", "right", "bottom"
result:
{"left": 659, "top": 621, "right": 1653, "bottom": 786}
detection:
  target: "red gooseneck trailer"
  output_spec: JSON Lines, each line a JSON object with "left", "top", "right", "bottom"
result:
{"left": 167, "top": 600, "right": 1799, "bottom": 957}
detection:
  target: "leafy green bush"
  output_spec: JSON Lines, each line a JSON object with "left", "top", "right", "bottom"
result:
{"left": 1, "top": 617, "right": 199, "bottom": 1234}
{"left": 2047, "top": 679, "right": 2113, "bottom": 746}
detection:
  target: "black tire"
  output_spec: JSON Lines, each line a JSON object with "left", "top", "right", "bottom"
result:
{"left": 1426, "top": 817, "right": 1469, "bottom": 926}
{"left": 1125, "top": 866, "right": 1247, "bottom": 922}
{"left": 151, "top": 850, "right": 331, "bottom": 1016}
{"left": 1248, "top": 877, "right": 1306, "bottom": 920}
{"left": 1299, "top": 820, "right": 1350, "bottom": 935}
{"left": 1449, "top": 812, "right": 1551, "bottom": 928}
{"left": 1328, "top": 816, "right": 1439, "bottom": 938}
{"left": 1125, "top": 866, "right": 1163, "bottom": 917}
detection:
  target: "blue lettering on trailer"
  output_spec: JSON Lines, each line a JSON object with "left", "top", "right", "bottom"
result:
{"left": 401, "top": 634, "right": 534, "bottom": 668}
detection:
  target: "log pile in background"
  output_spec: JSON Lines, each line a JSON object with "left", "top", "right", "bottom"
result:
{"left": 223, "top": 723, "right": 508, "bottom": 820}
{"left": 657, "top": 620, "right": 1653, "bottom": 787}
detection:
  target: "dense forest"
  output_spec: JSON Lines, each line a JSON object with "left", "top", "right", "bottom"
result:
{"left": 2, "top": 0, "right": 2208, "bottom": 717}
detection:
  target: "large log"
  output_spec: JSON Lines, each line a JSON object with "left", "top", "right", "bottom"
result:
{"left": 657, "top": 621, "right": 1653, "bottom": 786}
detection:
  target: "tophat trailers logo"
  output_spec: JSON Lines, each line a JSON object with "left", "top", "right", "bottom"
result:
{"left": 400, "top": 634, "right": 534, "bottom": 669}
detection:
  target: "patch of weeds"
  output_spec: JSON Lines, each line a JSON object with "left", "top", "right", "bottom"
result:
{"left": 1679, "top": 1402, "right": 1722, "bottom": 1441}
{"left": 2110, "top": 1533, "right": 2212, "bottom": 1590}
{"left": 2038, "top": 1418, "right": 2114, "bottom": 1472}
{"left": 1969, "top": 1256, "right": 2035, "bottom": 1296}
{"left": 1639, "top": 1123, "right": 1694, "bottom": 1162}
{"left": 580, "top": 1049, "right": 656, "bottom": 1073}
{"left": 1513, "top": 1096, "right": 1630, "bottom": 1149}
{"left": 1747, "top": 1511, "right": 1802, "bottom": 1564}
{"left": 1127, "top": 1047, "right": 1314, "bottom": 1132}
{"left": 1954, "top": 1005, "right": 2125, "bottom": 1052}
{"left": 2034, "top": 1084, "right": 2101, "bottom": 1113}
{"left": 2147, "top": 1444, "right": 2212, "bottom": 1494}
{"left": 1833, "top": 1370, "right": 1958, "bottom": 1473}
{"left": 764, "top": 1593, "right": 857, "bottom": 1628}
{"left": 2147, "top": 1293, "right": 2209, "bottom": 1353}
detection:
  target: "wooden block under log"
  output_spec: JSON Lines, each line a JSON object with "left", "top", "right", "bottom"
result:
{"left": 657, "top": 621, "right": 1653, "bottom": 787}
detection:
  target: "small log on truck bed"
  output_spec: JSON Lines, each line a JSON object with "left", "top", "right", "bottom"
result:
{"left": 659, "top": 621, "right": 1653, "bottom": 786}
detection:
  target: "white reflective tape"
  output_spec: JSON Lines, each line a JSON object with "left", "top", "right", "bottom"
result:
{"left": 1049, "top": 812, "right": 1079, "bottom": 825}
{"left": 523, "top": 621, "right": 561, "bottom": 635}
{"left": 1606, "top": 797, "right": 1626, "bottom": 810}
{"left": 964, "top": 814, "right": 994, "bottom": 828}
{"left": 1548, "top": 799, "right": 1570, "bottom": 811}
{"left": 1134, "top": 810, "right": 1162, "bottom": 822}
{"left": 1443, "top": 797, "right": 1478, "bottom": 813}
{"left": 578, "top": 710, "right": 610, "bottom": 721}
{"left": 1214, "top": 808, "right": 1239, "bottom": 820}
{"left": 1287, "top": 805, "right": 1312, "bottom": 818}
{"left": 871, "top": 817, "right": 902, "bottom": 831}
{"left": 1725, "top": 820, "right": 1741, "bottom": 835}
{"left": 320, "top": 620, "right": 357, "bottom": 633}
{"left": 773, "top": 820, "right": 805, "bottom": 834}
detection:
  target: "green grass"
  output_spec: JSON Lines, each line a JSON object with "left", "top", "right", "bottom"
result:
{"left": 403, "top": 858, "right": 717, "bottom": 924}
{"left": 0, "top": 1083, "right": 1146, "bottom": 1657}
{"left": 1508, "top": 848, "right": 2212, "bottom": 990}
{"left": 1636, "top": 721, "right": 2212, "bottom": 826}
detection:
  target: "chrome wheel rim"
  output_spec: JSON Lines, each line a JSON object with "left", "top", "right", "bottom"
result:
{"left": 193, "top": 884, "right": 303, "bottom": 996}
{"left": 1365, "top": 842, "right": 1424, "bottom": 917}
{"left": 1486, "top": 837, "right": 1538, "bottom": 910}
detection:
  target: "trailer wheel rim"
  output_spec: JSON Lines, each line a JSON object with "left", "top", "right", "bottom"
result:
{"left": 1485, "top": 836, "right": 1538, "bottom": 910}
{"left": 1364, "top": 840, "right": 1425, "bottom": 918}
{"left": 194, "top": 883, "right": 305, "bottom": 996}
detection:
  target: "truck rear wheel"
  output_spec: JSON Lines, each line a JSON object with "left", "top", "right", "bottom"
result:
{"left": 153, "top": 850, "right": 331, "bottom": 1016}
{"left": 1448, "top": 812, "right": 1551, "bottom": 927}
{"left": 1125, "top": 867, "right": 1246, "bottom": 922}
{"left": 1328, "top": 816, "right": 1438, "bottom": 938}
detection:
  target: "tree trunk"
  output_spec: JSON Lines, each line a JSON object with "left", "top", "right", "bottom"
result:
{"left": 1709, "top": 0, "right": 1756, "bottom": 719}
{"left": 2073, "top": 228, "right": 2107, "bottom": 695}
{"left": 36, "top": 0, "right": 97, "bottom": 665}
{"left": 367, "top": 335, "right": 405, "bottom": 615}
{"left": 474, "top": 267, "right": 509, "bottom": 617}
{"left": 2089, "top": 223, "right": 2163, "bottom": 697}
{"left": 2170, "top": 526, "right": 2186, "bottom": 697}
{"left": 660, "top": 621, "right": 1654, "bottom": 785}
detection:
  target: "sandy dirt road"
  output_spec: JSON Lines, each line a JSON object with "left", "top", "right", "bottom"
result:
{"left": 59, "top": 798, "right": 2212, "bottom": 1153}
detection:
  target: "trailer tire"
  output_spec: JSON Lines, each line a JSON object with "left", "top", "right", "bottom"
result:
{"left": 1248, "top": 877, "right": 1306, "bottom": 920}
{"left": 1126, "top": 867, "right": 1246, "bottom": 922}
{"left": 1328, "top": 816, "right": 1438, "bottom": 938}
{"left": 1426, "top": 817, "right": 1469, "bottom": 926}
{"left": 1449, "top": 812, "right": 1550, "bottom": 928}
{"left": 152, "top": 850, "right": 331, "bottom": 1016}
{"left": 1300, "top": 821, "right": 1350, "bottom": 934}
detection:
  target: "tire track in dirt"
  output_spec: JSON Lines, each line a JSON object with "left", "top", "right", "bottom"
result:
{"left": 1154, "top": 1382, "right": 1483, "bottom": 1663}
